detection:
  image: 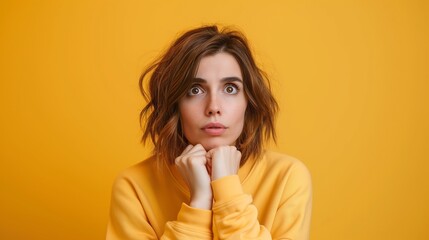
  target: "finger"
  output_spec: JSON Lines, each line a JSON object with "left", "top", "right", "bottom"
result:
{"left": 187, "top": 144, "right": 207, "bottom": 155}
{"left": 206, "top": 147, "right": 217, "bottom": 156}
{"left": 205, "top": 153, "right": 212, "bottom": 165}
{"left": 181, "top": 145, "right": 194, "bottom": 155}
{"left": 188, "top": 148, "right": 207, "bottom": 158}
{"left": 236, "top": 150, "right": 242, "bottom": 161}
{"left": 190, "top": 144, "right": 206, "bottom": 152}
{"left": 206, "top": 164, "right": 212, "bottom": 176}
{"left": 235, "top": 151, "right": 242, "bottom": 167}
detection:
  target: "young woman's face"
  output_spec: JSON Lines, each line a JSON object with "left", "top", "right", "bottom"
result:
{"left": 179, "top": 52, "right": 247, "bottom": 151}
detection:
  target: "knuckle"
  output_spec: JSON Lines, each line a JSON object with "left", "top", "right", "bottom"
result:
{"left": 188, "top": 158, "right": 200, "bottom": 166}
{"left": 179, "top": 156, "right": 190, "bottom": 163}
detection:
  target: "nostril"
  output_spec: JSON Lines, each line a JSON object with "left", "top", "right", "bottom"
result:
{"left": 207, "top": 109, "right": 221, "bottom": 115}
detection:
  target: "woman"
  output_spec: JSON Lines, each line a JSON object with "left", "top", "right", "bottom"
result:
{"left": 107, "top": 25, "right": 312, "bottom": 240}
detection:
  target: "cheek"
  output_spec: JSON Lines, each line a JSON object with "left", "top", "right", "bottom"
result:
{"left": 179, "top": 103, "right": 200, "bottom": 130}
{"left": 226, "top": 102, "right": 247, "bottom": 133}
{"left": 234, "top": 101, "right": 247, "bottom": 121}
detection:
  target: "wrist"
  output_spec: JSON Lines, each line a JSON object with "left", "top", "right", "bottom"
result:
{"left": 212, "top": 171, "right": 235, "bottom": 181}
{"left": 190, "top": 195, "right": 213, "bottom": 210}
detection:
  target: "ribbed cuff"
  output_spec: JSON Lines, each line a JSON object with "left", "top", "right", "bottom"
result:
{"left": 211, "top": 175, "right": 244, "bottom": 201}
{"left": 177, "top": 203, "right": 212, "bottom": 229}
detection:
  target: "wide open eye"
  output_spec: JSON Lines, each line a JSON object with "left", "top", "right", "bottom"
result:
{"left": 187, "top": 85, "right": 204, "bottom": 96}
{"left": 224, "top": 84, "right": 239, "bottom": 94}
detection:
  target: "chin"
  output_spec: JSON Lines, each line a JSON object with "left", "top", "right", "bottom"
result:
{"left": 201, "top": 143, "right": 218, "bottom": 151}
{"left": 200, "top": 139, "right": 236, "bottom": 151}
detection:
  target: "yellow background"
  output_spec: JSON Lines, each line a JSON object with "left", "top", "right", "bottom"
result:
{"left": 1, "top": 1, "right": 428, "bottom": 239}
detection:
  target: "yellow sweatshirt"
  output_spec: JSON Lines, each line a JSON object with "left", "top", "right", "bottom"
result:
{"left": 107, "top": 151, "right": 312, "bottom": 240}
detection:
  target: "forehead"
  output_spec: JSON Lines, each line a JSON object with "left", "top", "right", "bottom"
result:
{"left": 195, "top": 52, "right": 242, "bottom": 80}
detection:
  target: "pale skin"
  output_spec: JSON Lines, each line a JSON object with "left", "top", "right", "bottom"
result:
{"left": 175, "top": 52, "right": 247, "bottom": 210}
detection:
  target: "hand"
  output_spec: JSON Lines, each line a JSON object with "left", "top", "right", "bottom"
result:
{"left": 206, "top": 146, "right": 242, "bottom": 181}
{"left": 175, "top": 144, "right": 213, "bottom": 209}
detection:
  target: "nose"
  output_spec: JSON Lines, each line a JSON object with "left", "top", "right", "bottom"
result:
{"left": 205, "top": 94, "right": 221, "bottom": 116}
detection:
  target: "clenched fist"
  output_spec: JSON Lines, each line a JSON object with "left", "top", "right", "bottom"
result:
{"left": 206, "top": 146, "right": 242, "bottom": 181}
{"left": 175, "top": 144, "right": 212, "bottom": 209}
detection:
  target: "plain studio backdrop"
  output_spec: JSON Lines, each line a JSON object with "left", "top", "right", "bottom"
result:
{"left": 0, "top": 1, "right": 428, "bottom": 239}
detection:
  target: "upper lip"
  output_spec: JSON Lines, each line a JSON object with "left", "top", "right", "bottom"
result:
{"left": 202, "top": 122, "right": 227, "bottom": 129}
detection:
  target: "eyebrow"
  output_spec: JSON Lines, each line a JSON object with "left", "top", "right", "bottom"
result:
{"left": 192, "top": 77, "right": 243, "bottom": 83}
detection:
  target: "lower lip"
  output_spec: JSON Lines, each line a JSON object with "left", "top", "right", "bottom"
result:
{"left": 203, "top": 127, "right": 226, "bottom": 136}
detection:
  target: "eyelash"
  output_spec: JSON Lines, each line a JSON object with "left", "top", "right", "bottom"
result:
{"left": 187, "top": 83, "right": 240, "bottom": 96}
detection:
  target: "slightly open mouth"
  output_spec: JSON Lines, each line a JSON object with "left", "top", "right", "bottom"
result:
{"left": 202, "top": 126, "right": 227, "bottom": 135}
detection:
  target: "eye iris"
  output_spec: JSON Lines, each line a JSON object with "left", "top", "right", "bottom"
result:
{"left": 226, "top": 86, "right": 234, "bottom": 93}
{"left": 191, "top": 88, "right": 199, "bottom": 94}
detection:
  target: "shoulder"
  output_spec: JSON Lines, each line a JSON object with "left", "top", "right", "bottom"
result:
{"left": 261, "top": 150, "right": 312, "bottom": 186}
{"left": 263, "top": 151, "right": 310, "bottom": 174}
{"left": 111, "top": 156, "right": 158, "bottom": 191}
{"left": 261, "top": 150, "right": 312, "bottom": 200}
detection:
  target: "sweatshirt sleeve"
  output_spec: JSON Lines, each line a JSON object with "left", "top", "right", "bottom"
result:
{"left": 211, "top": 161, "right": 312, "bottom": 240}
{"left": 106, "top": 174, "right": 213, "bottom": 240}
{"left": 211, "top": 175, "right": 271, "bottom": 239}
{"left": 162, "top": 203, "right": 213, "bottom": 239}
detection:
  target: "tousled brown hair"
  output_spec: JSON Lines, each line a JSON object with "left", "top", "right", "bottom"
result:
{"left": 139, "top": 25, "right": 278, "bottom": 165}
